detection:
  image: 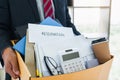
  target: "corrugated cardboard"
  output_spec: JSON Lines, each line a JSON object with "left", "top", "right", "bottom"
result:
{"left": 92, "top": 41, "right": 111, "bottom": 64}
{"left": 25, "top": 31, "right": 36, "bottom": 77}
{"left": 30, "top": 57, "right": 113, "bottom": 80}
{"left": 13, "top": 41, "right": 113, "bottom": 80}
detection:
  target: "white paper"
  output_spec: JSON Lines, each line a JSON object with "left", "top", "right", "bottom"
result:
{"left": 36, "top": 35, "right": 95, "bottom": 76}
{"left": 39, "top": 35, "right": 94, "bottom": 61}
{"left": 28, "top": 24, "right": 74, "bottom": 43}
{"left": 30, "top": 23, "right": 75, "bottom": 76}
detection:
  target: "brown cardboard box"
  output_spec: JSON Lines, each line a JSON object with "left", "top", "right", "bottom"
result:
{"left": 13, "top": 40, "right": 113, "bottom": 80}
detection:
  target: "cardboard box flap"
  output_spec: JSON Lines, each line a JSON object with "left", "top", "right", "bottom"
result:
{"left": 30, "top": 56, "right": 113, "bottom": 80}
{"left": 92, "top": 41, "right": 111, "bottom": 64}
{"left": 25, "top": 31, "right": 36, "bottom": 77}
{"left": 16, "top": 51, "right": 31, "bottom": 80}
{"left": 98, "top": 56, "right": 113, "bottom": 80}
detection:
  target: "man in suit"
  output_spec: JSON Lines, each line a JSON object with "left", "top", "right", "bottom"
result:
{"left": 0, "top": 0, "right": 80, "bottom": 79}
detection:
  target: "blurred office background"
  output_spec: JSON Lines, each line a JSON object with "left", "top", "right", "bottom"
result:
{"left": 67, "top": 0, "right": 120, "bottom": 80}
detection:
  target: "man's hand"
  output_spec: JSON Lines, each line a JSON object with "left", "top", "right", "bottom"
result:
{"left": 2, "top": 47, "right": 20, "bottom": 79}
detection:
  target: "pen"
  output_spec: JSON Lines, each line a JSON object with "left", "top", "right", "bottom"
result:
{"left": 36, "top": 69, "right": 42, "bottom": 77}
{"left": 34, "top": 44, "right": 43, "bottom": 77}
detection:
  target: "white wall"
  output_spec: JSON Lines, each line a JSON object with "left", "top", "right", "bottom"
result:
{"left": 111, "top": 0, "right": 120, "bottom": 24}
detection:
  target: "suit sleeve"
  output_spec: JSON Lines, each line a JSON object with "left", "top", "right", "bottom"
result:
{"left": 0, "top": 0, "right": 13, "bottom": 61}
{"left": 65, "top": 0, "right": 81, "bottom": 35}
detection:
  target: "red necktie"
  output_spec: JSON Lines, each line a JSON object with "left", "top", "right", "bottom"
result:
{"left": 43, "top": 0, "right": 55, "bottom": 19}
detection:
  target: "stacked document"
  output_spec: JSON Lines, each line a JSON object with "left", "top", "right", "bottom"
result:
{"left": 27, "top": 23, "right": 96, "bottom": 77}
{"left": 13, "top": 17, "right": 98, "bottom": 77}
{"left": 28, "top": 23, "right": 75, "bottom": 76}
{"left": 13, "top": 17, "right": 63, "bottom": 56}
{"left": 34, "top": 35, "right": 95, "bottom": 76}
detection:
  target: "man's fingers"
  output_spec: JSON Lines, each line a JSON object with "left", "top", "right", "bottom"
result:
{"left": 5, "top": 62, "right": 17, "bottom": 79}
{"left": 11, "top": 56, "right": 20, "bottom": 76}
{"left": 2, "top": 47, "right": 20, "bottom": 79}
{"left": 12, "top": 62, "right": 20, "bottom": 76}
{"left": 7, "top": 68, "right": 17, "bottom": 79}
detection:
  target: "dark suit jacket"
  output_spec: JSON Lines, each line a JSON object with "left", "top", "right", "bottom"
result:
{"left": 0, "top": 0, "right": 80, "bottom": 62}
